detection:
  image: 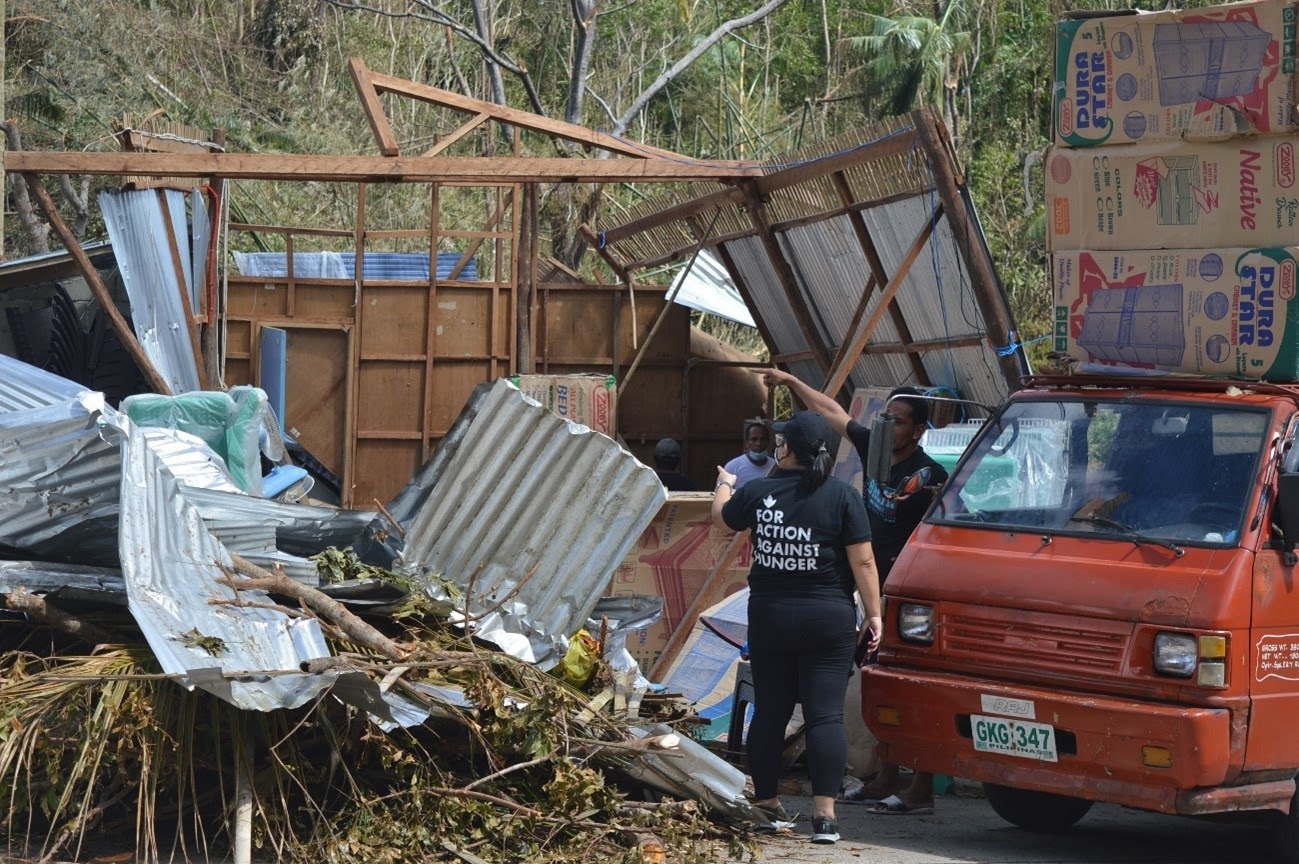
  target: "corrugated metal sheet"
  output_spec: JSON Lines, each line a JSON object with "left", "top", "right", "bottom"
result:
{"left": 397, "top": 378, "right": 667, "bottom": 667}
{"left": 0, "top": 561, "right": 125, "bottom": 602}
{"left": 621, "top": 723, "right": 765, "bottom": 823}
{"left": 0, "top": 358, "right": 122, "bottom": 566}
{"left": 0, "top": 351, "right": 88, "bottom": 410}
{"left": 666, "top": 250, "right": 754, "bottom": 326}
{"left": 98, "top": 188, "right": 202, "bottom": 394}
{"left": 114, "top": 415, "right": 335, "bottom": 711}
{"left": 597, "top": 111, "right": 1024, "bottom": 408}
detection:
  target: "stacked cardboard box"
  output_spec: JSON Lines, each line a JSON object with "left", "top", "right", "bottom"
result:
{"left": 1047, "top": 0, "right": 1299, "bottom": 381}
{"left": 608, "top": 493, "right": 751, "bottom": 671}
{"left": 511, "top": 373, "right": 617, "bottom": 436}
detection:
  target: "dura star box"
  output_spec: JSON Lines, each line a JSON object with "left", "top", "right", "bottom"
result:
{"left": 1054, "top": 0, "right": 1299, "bottom": 147}
{"left": 1052, "top": 247, "right": 1299, "bottom": 380}
{"left": 1047, "top": 137, "right": 1299, "bottom": 251}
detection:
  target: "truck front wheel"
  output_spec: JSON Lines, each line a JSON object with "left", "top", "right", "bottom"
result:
{"left": 983, "top": 783, "right": 1093, "bottom": 832}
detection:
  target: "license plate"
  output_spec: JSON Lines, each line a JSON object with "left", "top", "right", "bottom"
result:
{"left": 971, "top": 714, "right": 1058, "bottom": 762}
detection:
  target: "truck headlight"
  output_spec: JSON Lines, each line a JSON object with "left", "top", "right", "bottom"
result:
{"left": 898, "top": 603, "right": 935, "bottom": 645}
{"left": 1153, "top": 632, "right": 1197, "bottom": 678}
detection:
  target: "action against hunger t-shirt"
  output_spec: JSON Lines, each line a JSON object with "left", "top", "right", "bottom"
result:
{"left": 721, "top": 467, "right": 871, "bottom": 602}
{"left": 846, "top": 419, "right": 948, "bottom": 582}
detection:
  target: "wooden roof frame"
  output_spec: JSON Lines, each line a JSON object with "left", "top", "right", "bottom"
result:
{"left": 2, "top": 68, "right": 1021, "bottom": 417}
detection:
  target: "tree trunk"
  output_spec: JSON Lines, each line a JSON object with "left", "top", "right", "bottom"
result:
{"left": 0, "top": 123, "right": 50, "bottom": 254}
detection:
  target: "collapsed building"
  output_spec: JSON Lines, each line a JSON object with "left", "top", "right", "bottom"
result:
{"left": 0, "top": 60, "right": 1025, "bottom": 862}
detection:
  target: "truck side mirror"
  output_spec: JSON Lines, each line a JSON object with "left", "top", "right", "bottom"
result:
{"left": 1275, "top": 473, "right": 1299, "bottom": 565}
{"left": 866, "top": 413, "right": 895, "bottom": 484}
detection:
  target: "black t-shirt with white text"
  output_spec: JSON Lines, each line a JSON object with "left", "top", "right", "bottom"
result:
{"left": 846, "top": 419, "right": 948, "bottom": 582}
{"left": 721, "top": 468, "right": 872, "bottom": 602}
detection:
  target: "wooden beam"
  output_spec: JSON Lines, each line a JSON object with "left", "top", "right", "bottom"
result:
{"left": 347, "top": 57, "right": 401, "bottom": 156}
{"left": 913, "top": 110, "right": 1023, "bottom": 387}
{"left": 738, "top": 179, "right": 832, "bottom": 376}
{"left": 598, "top": 185, "right": 744, "bottom": 246}
{"left": 5, "top": 151, "right": 761, "bottom": 183}
{"left": 21, "top": 173, "right": 171, "bottom": 395}
{"left": 752, "top": 123, "right": 920, "bottom": 198}
{"left": 858, "top": 334, "right": 985, "bottom": 355}
{"left": 364, "top": 67, "right": 735, "bottom": 165}
{"left": 823, "top": 202, "right": 942, "bottom": 398}
{"left": 827, "top": 170, "right": 927, "bottom": 391}
{"left": 422, "top": 112, "right": 490, "bottom": 158}
{"left": 154, "top": 189, "right": 209, "bottom": 389}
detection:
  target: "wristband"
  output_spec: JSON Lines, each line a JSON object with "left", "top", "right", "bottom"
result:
{"left": 715, "top": 480, "right": 735, "bottom": 492}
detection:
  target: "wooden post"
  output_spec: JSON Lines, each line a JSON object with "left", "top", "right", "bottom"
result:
{"left": 913, "top": 111, "right": 1023, "bottom": 384}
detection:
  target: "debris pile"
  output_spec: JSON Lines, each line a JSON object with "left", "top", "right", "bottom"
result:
{"left": 0, "top": 360, "right": 767, "bottom": 863}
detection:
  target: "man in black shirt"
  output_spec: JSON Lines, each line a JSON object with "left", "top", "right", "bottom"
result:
{"left": 758, "top": 369, "right": 948, "bottom": 815}
{"left": 652, "top": 437, "right": 695, "bottom": 491}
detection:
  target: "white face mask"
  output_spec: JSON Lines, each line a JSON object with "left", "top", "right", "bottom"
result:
{"left": 746, "top": 448, "right": 769, "bottom": 464}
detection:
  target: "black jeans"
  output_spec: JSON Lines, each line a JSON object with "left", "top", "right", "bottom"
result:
{"left": 746, "top": 593, "right": 856, "bottom": 800}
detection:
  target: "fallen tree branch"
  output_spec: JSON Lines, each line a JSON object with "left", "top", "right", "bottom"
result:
{"left": 223, "top": 553, "right": 410, "bottom": 661}
{"left": 4, "top": 588, "right": 117, "bottom": 646}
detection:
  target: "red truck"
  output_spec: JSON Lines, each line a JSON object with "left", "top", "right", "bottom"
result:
{"left": 864, "top": 374, "right": 1299, "bottom": 861}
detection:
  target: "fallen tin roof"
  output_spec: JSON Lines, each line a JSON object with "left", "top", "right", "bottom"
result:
{"left": 395, "top": 378, "right": 668, "bottom": 667}
{"left": 2, "top": 357, "right": 670, "bottom": 713}
{"left": 110, "top": 408, "right": 337, "bottom": 711}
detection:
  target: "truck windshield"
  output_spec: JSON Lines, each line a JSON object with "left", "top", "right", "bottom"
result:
{"left": 928, "top": 399, "right": 1269, "bottom": 547}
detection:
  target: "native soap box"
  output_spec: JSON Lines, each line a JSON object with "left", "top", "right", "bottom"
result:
{"left": 1052, "top": 247, "right": 1299, "bottom": 380}
{"left": 1047, "top": 138, "right": 1299, "bottom": 251}
{"left": 1054, "top": 0, "right": 1299, "bottom": 147}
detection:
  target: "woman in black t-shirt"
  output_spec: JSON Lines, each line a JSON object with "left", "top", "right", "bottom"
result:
{"left": 712, "top": 410, "right": 882, "bottom": 846}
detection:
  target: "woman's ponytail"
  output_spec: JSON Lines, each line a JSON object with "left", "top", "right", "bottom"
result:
{"left": 803, "top": 440, "right": 832, "bottom": 491}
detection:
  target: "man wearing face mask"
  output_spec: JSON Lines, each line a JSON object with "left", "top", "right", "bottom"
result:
{"left": 721, "top": 419, "right": 775, "bottom": 488}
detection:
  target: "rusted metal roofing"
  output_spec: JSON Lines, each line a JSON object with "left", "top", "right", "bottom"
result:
{"left": 396, "top": 378, "right": 668, "bottom": 667}
{"left": 594, "top": 110, "right": 1025, "bottom": 410}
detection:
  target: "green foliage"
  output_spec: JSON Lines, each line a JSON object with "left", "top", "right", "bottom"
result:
{"left": 9, "top": 0, "right": 1230, "bottom": 371}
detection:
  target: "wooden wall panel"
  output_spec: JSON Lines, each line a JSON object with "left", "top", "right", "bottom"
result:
{"left": 225, "top": 358, "right": 251, "bottom": 386}
{"left": 433, "top": 287, "right": 495, "bottom": 355}
{"left": 293, "top": 284, "right": 361, "bottom": 320}
{"left": 282, "top": 328, "right": 349, "bottom": 479}
{"left": 227, "top": 281, "right": 288, "bottom": 318}
{"left": 360, "top": 287, "right": 429, "bottom": 356}
{"left": 356, "top": 361, "right": 425, "bottom": 432}
{"left": 618, "top": 295, "right": 689, "bottom": 364}
{"left": 541, "top": 290, "right": 615, "bottom": 362}
{"left": 353, "top": 439, "right": 423, "bottom": 509}
{"left": 225, "top": 321, "right": 253, "bottom": 356}
{"left": 427, "top": 363, "right": 495, "bottom": 433}
{"left": 618, "top": 366, "right": 684, "bottom": 442}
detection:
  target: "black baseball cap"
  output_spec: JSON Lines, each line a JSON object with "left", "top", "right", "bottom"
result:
{"left": 654, "top": 437, "right": 682, "bottom": 467}
{"left": 771, "top": 411, "right": 834, "bottom": 459}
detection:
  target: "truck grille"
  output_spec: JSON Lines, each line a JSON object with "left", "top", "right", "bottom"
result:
{"left": 942, "top": 608, "right": 1129, "bottom": 674}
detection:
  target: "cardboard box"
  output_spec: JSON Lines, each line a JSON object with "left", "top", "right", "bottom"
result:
{"left": 1054, "top": 0, "right": 1299, "bottom": 147}
{"left": 511, "top": 374, "right": 616, "bottom": 436}
{"left": 1047, "top": 138, "right": 1299, "bottom": 251}
{"left": 1052, "top": 247, "right": 1299, "bottom": 379}
{"left": 608, "top": 493, "right": 751, "bottom": 672}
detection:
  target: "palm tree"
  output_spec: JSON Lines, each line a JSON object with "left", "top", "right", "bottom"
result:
{"left": 848, "top": 1, "right": 971, "bottom": 138}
